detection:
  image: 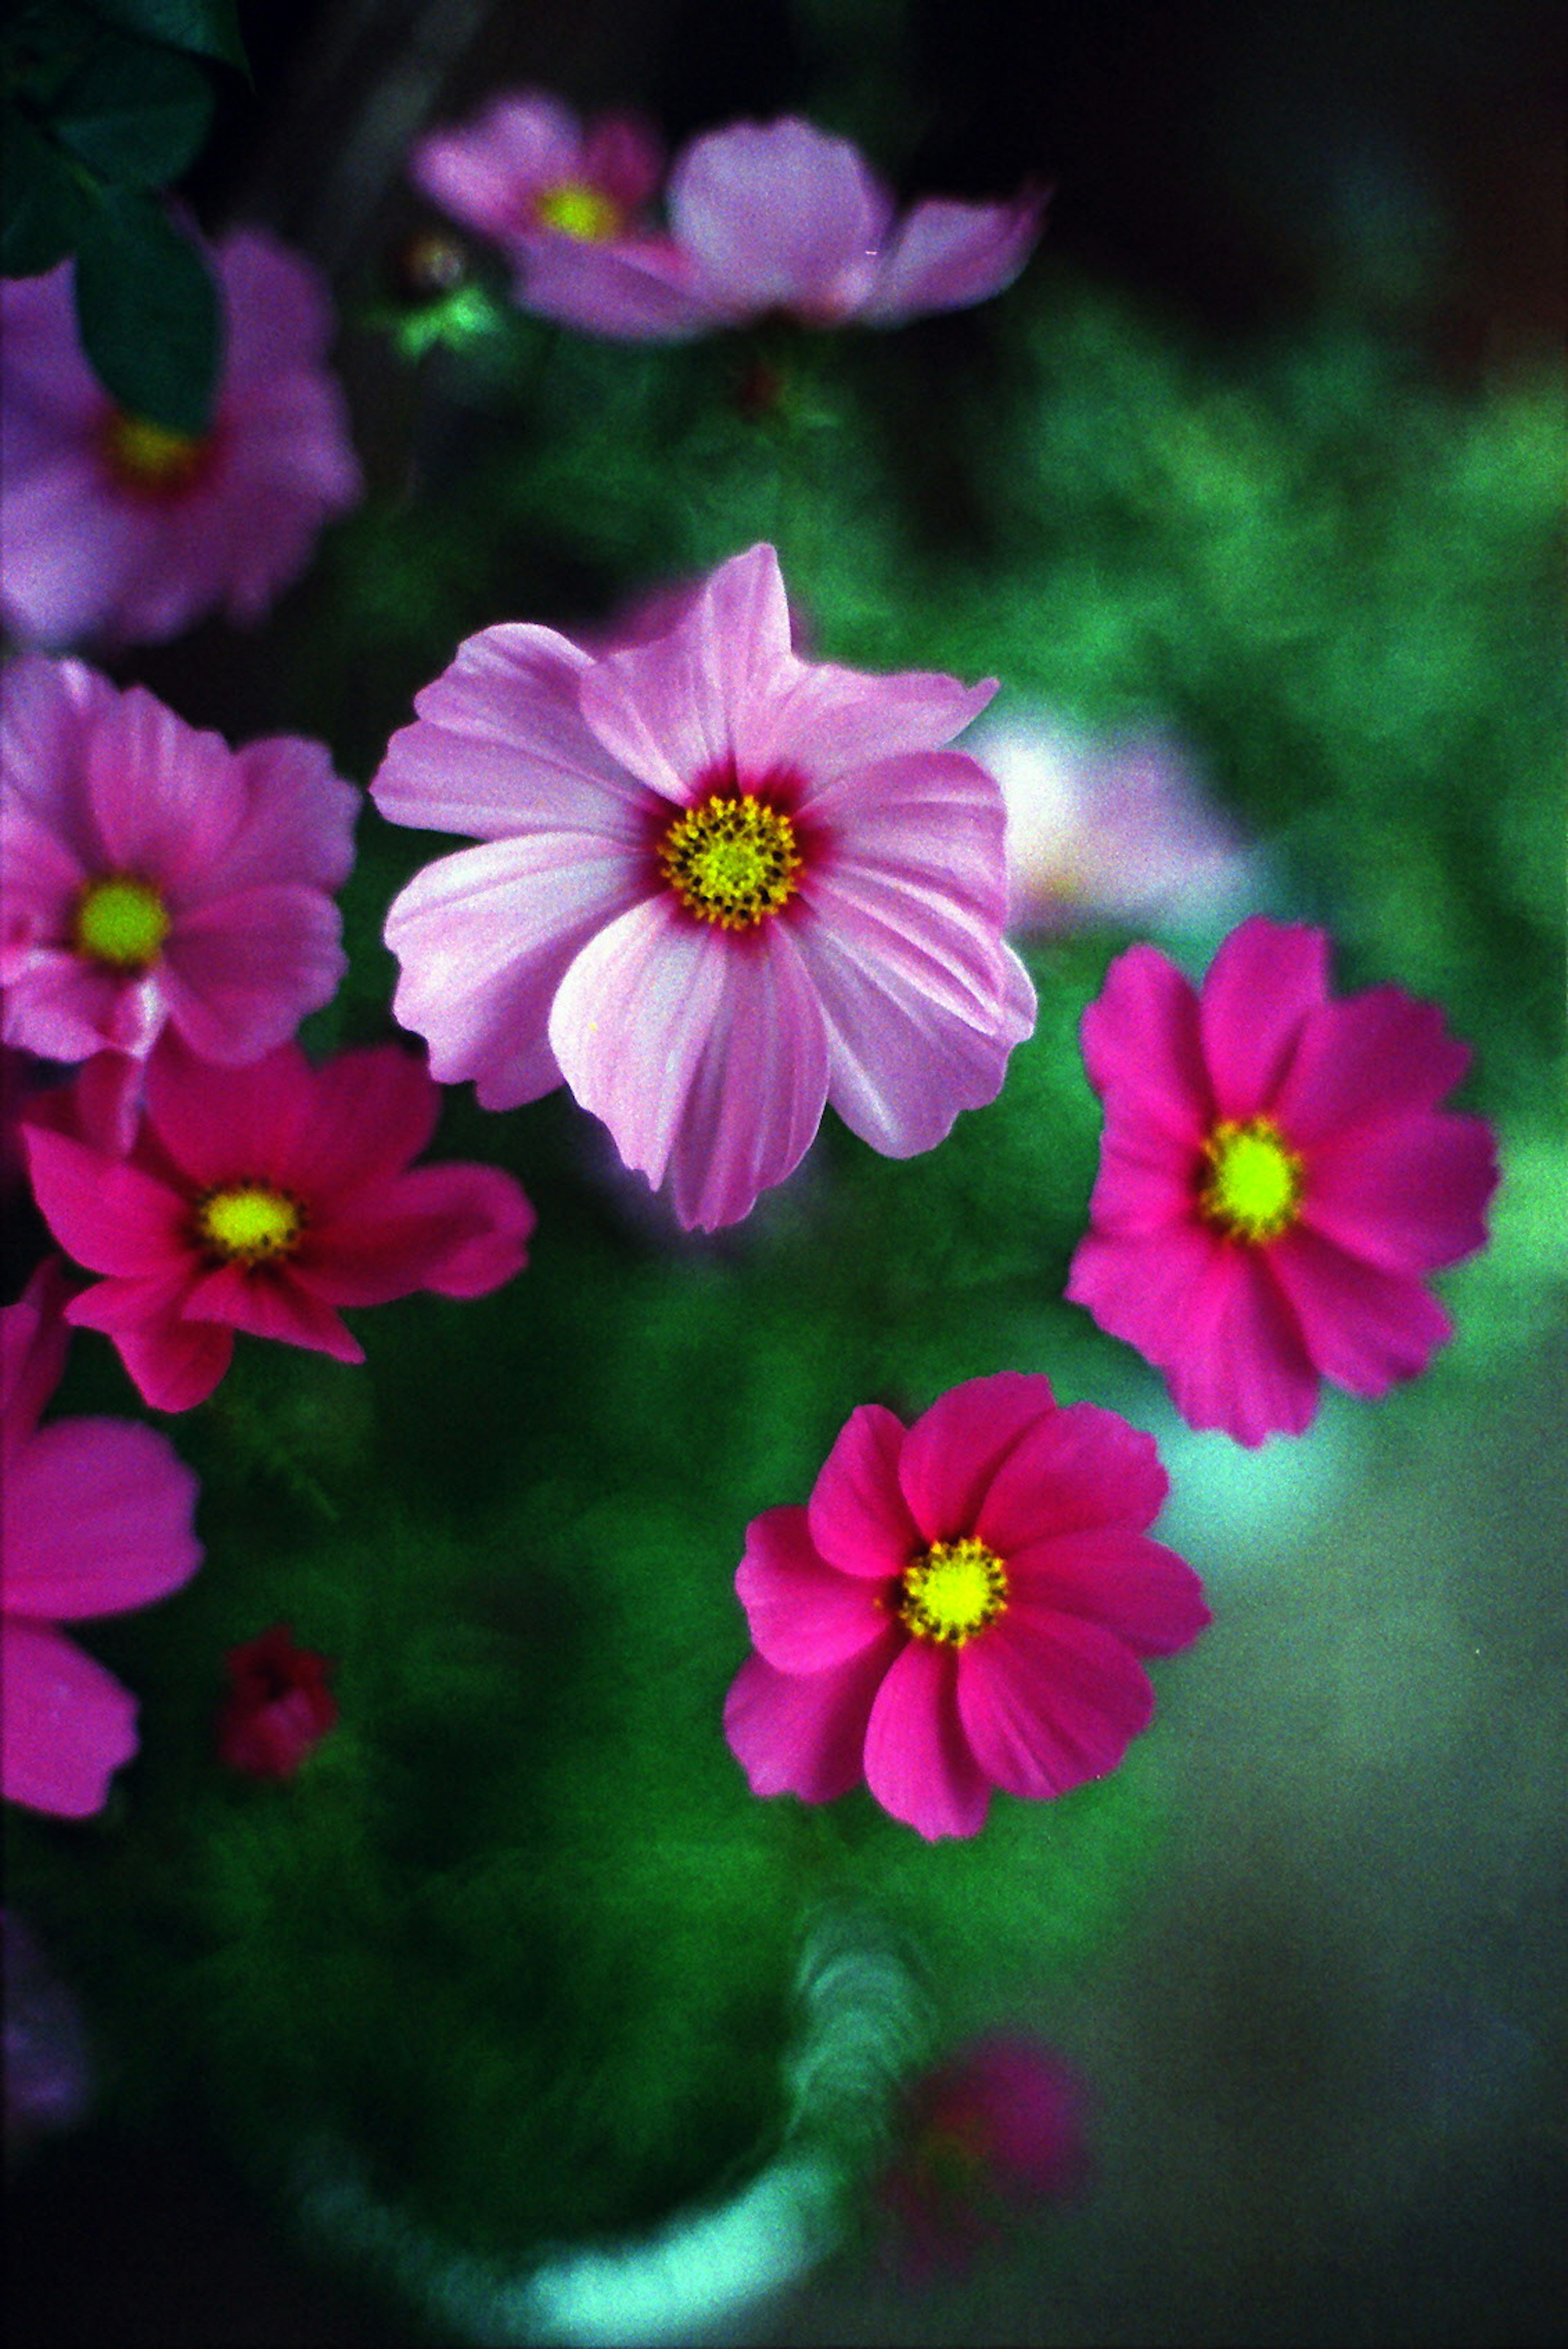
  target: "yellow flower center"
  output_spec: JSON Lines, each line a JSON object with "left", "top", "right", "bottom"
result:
{"left": 102, "top": 411, "right": 210, "bottom": 496}
{"left": 659, "top": 793, "right": 802, "bottom": 931}
{"left": 193, "top": 1183, "right": 305, "bottom": 1265}
{"left": 534, "top": 180, "right": 621, "bottom": 240}
{"left": 72, "top": 875, "right": 171, "bottom": 970}
{"left": 1199, "top": 1116, "right": 1303, "bottom": 1241}
{"left": 898, "top": 1536, "right": 1009, "bottom": 1647}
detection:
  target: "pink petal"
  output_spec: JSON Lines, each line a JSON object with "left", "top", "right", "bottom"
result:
{"left": 280, "top": 1043, "right": 441, "bottom": 1201}
{"left": 859, "top": 191, "right": 1045, "bottom": 323}
{"left": 863, "top": 1637, "right": 992, "bottom": 1839}
{"left": 2, "top": 1419, "right": 201, "bottom": 1617}
{"left": 178, "top": 1262, "right": 362, "bottom": 1364}
{"left": 957, "top": 1606, "right": 1154, "bottom": 1802}
{"left": 897, "top": 1374, "right": 1059, "bottom": 1543}
{"left": 1272, "top": 984, "right": 1473, "bottom": 1146}
{"left": 724, "top": 1629, "right": 902, "bottom": 1803}
{"left": 0, "top": 1258, "right": 73, "bottom": 1443}
{"left": 218, "top": 229, "right": 339, "bottom": 382}
{"left": 1004, "top": 1530, "right": 1210, "bottom": 1657}
{"left": 207, "top": 733, "right": 358, "bottom": 895}
{"left": 668, "top": 118, "right": 893, "bottom": 320}
{"left": 0, "top": 654, "right": 103, "bottom": 854}
{"left": 411, "top": 94, "right": 585, "bottom": 241}
{"left": 1301, "top": 1108, "right": 1497, "bottom": 1272}
{"left": 23, "top": 1123, "right": 188, "bottom": 1276}
{"left": 160, "top": 884, "right": 346, "bottom": 1062}
{"left": 806, "top": 1402, "right": 922, "bottom": 1579}
{"left": 1080, "top": 942, "right": 1211, "bottom": 1144}
{"left": 1266, "top": 1226, "right": 1454, "bottom": 1398}
{"left": 142, "top": 1038, "right": 314, "bottom": 1189}
{"left": 519, "top": 234, "right": 719, "bottom": 340}
{"left": 384, "top": 836, "right": 641, "bottom": 1109}
{"left": 300, "top": 1161, "right": 533, "bottom": 1304}
{"left": 0, "top": 454, "right": 151, "bottom": 649}
{"left": 735, "top": 1505, "right": 891, "bottom": 1670}
{"left": 1078, "top": 1102, "right": 1205, "bottom": 1238}
{"left": 801, "top": 745, "right": 1011, "bottom": 932}
{"left": 1198, "top": 918, "right": 1329, "bottom": 1122}
{"left": 1, "top": 1620, "right": 138, "bottom": 1817}
{"left": 975, "top": 1401, "right": 1169, "bottom": 1553}
{"left": 79, "top": 1295, "right": 234, "bottom": 1413}
{"left": 751, "top": 661, "right": 996, "bottom": 779}
{"left": 580, "top": 115, "right": 665, "bottom": 213}
{"left": 1162, "top": 1244, "right": 1321, "bottom": 1444}
{"left": 83, "top": 684, "right": 248, "bottom": 884}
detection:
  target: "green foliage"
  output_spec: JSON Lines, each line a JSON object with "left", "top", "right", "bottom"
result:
{"left": 71, "top": 180, "right": 219, "bottom": 430}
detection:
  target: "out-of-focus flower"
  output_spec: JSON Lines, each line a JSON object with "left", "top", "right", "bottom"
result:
{"left": 1066, "top": 917, "right": 1499, "bottom": 1445}
{"left": 0, "top": 229, "right": 363, "bottom": 649}
{"left": 1, "top": 655, "right": 356, "bottom": 1146}
{"left": 880, "top": 2034, "right": 1090, "bottom": 2276}
{"left": 1, "top": 1258, "right": 202, "bottom": 1816}
{"left": 963, "top": 709, "right": 1251, "bottom": 934}
{"left": 3, "top": 1912, "right": 93, "bottom": 2151}
{"left": 218, "top": 1623, "right": 338, "bottom": 1779}
{"left": 724, "top": 1372, "right": 1208, "bottom": 1840}
{"left": 415, "top": 105, "right": 1043, "bottom": 341}
{"left": 22, "top": 1037, "right": 536, "bottom": 1412}
{"left": 372, "top": 542, "right": 1033, "bottom": 1232}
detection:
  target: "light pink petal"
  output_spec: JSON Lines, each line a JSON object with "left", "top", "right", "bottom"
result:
{"left": 23, "top": 1123, "right": 188, "bottom": 1275}
{"left": 372, "top": 625, "right": 645, "bottom": 843}
{"left": 1198, "top": 918, "right": 1329, "bottom": 1122}
{"left": 1302, "top": 1108, "right": 1497, "bottom": 1272}
{"left": 800, "top": 746, "right": 1011, "bottom": 929}
{"left": 300, "top": 1162, "right": 533, "bottom": 1305}
{"left": 897, "top": 1373, "right": 1058, "bottom": 1543}
{"left": 179, "top": 1262, "right": 362, "bottom": 1364}
{"left": 750, "top": 661, "right": 996, "bottom": 779}
{"left": 159, "top": 884, "right": 345, "bottom": 1062}
{"left": 1004, "top": 1530, "right": 1210, "bottom": 1657}
{"left": 806, "top": 1402, "right": 922, "bottom": 1579}
{"left": 736, "top": 1505, "right": 891, "bottom": 1671}
{"left": 0, "top": 1258, "right": 74, "bottom": 1443}
{"left": 957, "top": 1607, "right": 1154, "bottom": 1802}
{"left": 0, "top": 454, "right": 151, "bottom": 649}
{"left": 207, "top": 733, "right": 358, "bottom": 895}
{"left": 1267, "top": 1227, "right": 1454, "bottom": 1398}
{"left": 577, "top": 544, "right": 795, "bottom": 801}
{"left": 82, "top": 685, "right": 247, "bottom": 882}
{"left": 1080, "top": 942, "right": 1211, "bottom": 1144}
{"left": 0, "top": 652, "right": 105, "bottom": 855}
{"left": 863, "top": 1637, "right": 992, "bottom": 1839}
{"left": 385, "top": 835, "right": 641, "bottom": 1109}
{"left": 518, "top": 233, "right": 720, "bottom": 340}
{"left": 669, "top": 118, "right": 892, "bottom": 320}
{"left": 2, "top": 1418, "right": 201, "bottom": 1617}
{"left": 975, "top": 1401, "right": 1169, "bottom": 1554}
{"left": 1, "top": 1620, "right": 138, "bottom": 1817}
{"left": 1272, "top": 984, "right": 1474, "bottom": 1146}
{"left": 724, "top": 1629, "right": 902, "bottom": 1803}
{"left": 859, "top": 190, "right": 1045, "bottom": 323}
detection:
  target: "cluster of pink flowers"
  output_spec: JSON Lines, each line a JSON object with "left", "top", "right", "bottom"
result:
{"left": 412, "top": 96, "right": 1045, "bottom": 340}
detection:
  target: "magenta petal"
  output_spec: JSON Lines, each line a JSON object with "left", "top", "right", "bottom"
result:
{"left": 160, "top": 884, "right": 345, "bottom": 1062}
{"left": 898, "top": 1374, "right": 1058, "bottom": 1543}
{"left": 1, "top": 1259, "right": 73, "bottom": 1446}
{"left": 141, "top": 1039, "right": 312, "bottom": 1189}
{"left": 301, "top": 1162, "right": 533, "bottom": 1305}
{"left": 1005, "top": 1531, "right": 1210, "bottom": 1658}
{"left": 3, "top": 1418, "right": 200, "bottom": 1617}
{"left": 96, "top": 1306, "right": 234, "bottom": 1414}
{"left": 1272, "top": 984, "right": 1473, "bottom": 1147}
{"left": 1080, "top": 942, "right": 1211, "bottom": 1144}
{"left": 1079, "top": 1103, "right": 1205, "bottom": 1238}
{"left": 180, "top": 1263, "right": 362, "bottom": 1364}
{"left": 863, "top": 1638, "right": 991, "bottom": 1839}
{"left": 1, "top": 1620, "right": 138, "bottom": 1817}
{"left": 859, "top": 191, "right": 1045, "bottom": 323}
{"left": 1163, "top": 1245, "right": 1321, "bottom": 1444}
{"left": 1267, "top": 1226, "right": 1454, "bottom": 1398}
{"left": 975, "top": 1401, "right": 1169, "bottom": 1553}
{"left": 736, "top": 1505, "right": 890, "bottom": 1670}
{"left": 724, "top": 1630, "right": 901, "bottom": 1803}
{"left": 957, "top": 1608, "right": 1154, "bottom": 1802}
{"left": 806, "top": 1403, "right": 922, "bottom": 1579}
{"left": 24, "top": 1124, "right": 187, "bottom": 1276}
{"left": 1303, "top": 1109, "right": 1497, "bottom": 1272}
{"left": 283, "top": 1044, "right": 440, "bottom": 1200}
{"left": 1198, "top": 918, "right": 1329, "bottom": 1122}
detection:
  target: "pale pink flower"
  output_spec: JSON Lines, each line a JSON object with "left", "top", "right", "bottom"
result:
{"left": 724, "top": 1372, "right": 1209, "bottom": 1840}
{"left": 371, "top": 542, "right": 1034, "bottom": 1231}
{"left": 0, "top": 228, "right": 362, "bottom": 649}
{"left": 2, "top": 1258, "right": 203, "bottom": 1816}
{"left": 1, "top": 655, "right": 356, "bottom": 1146}
{"left": 1066, "top": 918, "right": 1499, "bottom": 1444}
{"left": 411, "top": 89, "right": 663, "bottom": 254}
{"left": 964, "top": 708, "right": 1252, "bottom": 933}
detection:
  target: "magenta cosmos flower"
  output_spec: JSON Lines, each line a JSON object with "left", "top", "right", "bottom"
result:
{"left": 1, "top": 656, "right": 356, "bottom": 1138}
{"left": 2, "top": 1258, "right": 203, "bottom": 1816}
{"left": 21, "top": 1038, "right": 535, "bottom": 1411}
{"left": 372, "top": 543, "right": 1034, "bottom": 1231}
{"left": 0, "top": 228, "right": 362, "bottom": 649}
{"left": 1066, "top": 918, "right": 1499, "bottom": 1445}
{"left": 723, "top": 1372, "right": 1209, "bottom": 1840}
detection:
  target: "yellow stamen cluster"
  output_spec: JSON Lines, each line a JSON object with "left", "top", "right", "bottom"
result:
{"left": 535, "top": 181, "right": 621, "bottom": 241}
{"left": 659, "top": 793, "right": 802, "bottom": 931}
{"left": 898, "top": 1536, "right": 1009, "bottom": 1647}
{"left": 72, "top": 875, "right": 171, "bottom": 971}
{"left": 192, "top": 1183, "right": 305, "bottom": 1265}
{"left": 1198, "top": 1116, "right": 1303, "bottom": 1242}
{"left": 102, "top": 411, "right": 210, "bottom": 496}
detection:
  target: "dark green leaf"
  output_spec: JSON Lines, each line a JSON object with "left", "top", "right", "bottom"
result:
{"left": 54, "top": 33, "right": 214, "bottom": 186}
{"left": 79, "top": 0, "right": 247, "bottom": 73}
{"left": 1, "top": 105, "right": 89, "bottom": 276}
{"left": 74, "top": 187, "right": 222, "bottom": 432}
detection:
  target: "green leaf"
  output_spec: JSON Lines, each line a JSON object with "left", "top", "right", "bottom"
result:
{"left": 1, "top": 105, "right": 89, "bottom": 276}
{"left": 53, "top": 32, "right": 214, "bottom": 186}
{"left": 74, "top": 187, "right": 222, "bottom": 432}
{"left": 80, "top": 0, "right": 247, "bottom": 73}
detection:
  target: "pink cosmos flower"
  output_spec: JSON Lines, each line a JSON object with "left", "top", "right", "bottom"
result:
{"left": 2, "top": 1258, "right": 203, "bottom": 1816}
{"left": 723, "top": 1372, "right": 1209, "bottom": 1841}
{"left": 963, "top": 708, "right": 1252, "bottom": 934}
{"left": 1065, "top": 918, "right": 1499, "bottom": 1445}
{"left": 218, "top": 1623, "right": 338, "bottom": 1779}
{"left": 880, "top": 2034, "right": 1091, "bottom": 2278}
{"left": 0, "top": 227, "right": 363, "bottom": 649}
{"left": 2, "top": 655, "right": 357, "bottom": 1144}
{"left": 372, "top": 542, "right": 1034, "bottom": 1232}
{"left": 411, "top": 89, "right": 664, "bottom": 256}
{"left": 21, "top": 1036, "right": 536, "bottom": 1412}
